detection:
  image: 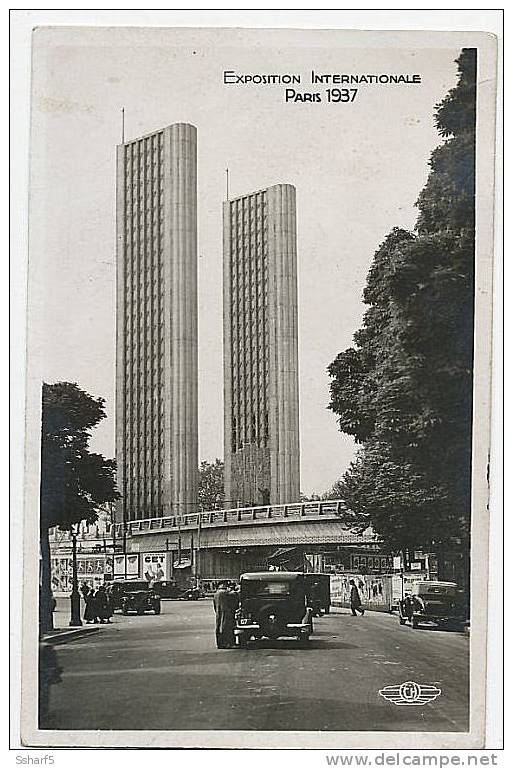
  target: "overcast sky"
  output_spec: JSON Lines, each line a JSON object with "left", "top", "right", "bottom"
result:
{"left": 28, "top": 28, "right": 460, "bottom": 496}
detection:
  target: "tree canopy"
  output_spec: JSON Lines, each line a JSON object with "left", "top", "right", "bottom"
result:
{"left": 198, "top": 458, "right": 224, "bottom": 511}
{"left": 327, "top": 49, "right": 476, "bottom": 552}
{"left": 40, "top": 382, "right": 118, "bottom": 532}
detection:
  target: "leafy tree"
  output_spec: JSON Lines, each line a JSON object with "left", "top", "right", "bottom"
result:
{"left": 198, "top": 458, "right": 224, "bottom": 511}
{"left": 40, "top": 382, "right": 118, "bottom": 632}
{"left": 328, "top": 49, "right": 476, "bottom": 562}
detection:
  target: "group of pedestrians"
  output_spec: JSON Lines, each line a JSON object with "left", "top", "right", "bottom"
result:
{"left": 213, "top": 581, "right": 239, "bottom": 648}
{"left": 81, "top": 583, "right": 114, "bottom": 624}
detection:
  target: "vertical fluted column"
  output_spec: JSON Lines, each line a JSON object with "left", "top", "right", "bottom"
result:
{"left": 223, "top": 200, "right": 233, "bottom": 508}
{"left": 267, "top": 184, "right": 300, "bottom": 504}
{"left": 115, "top": 144, "right": 126, "bottom": 522}
{"left": 267, "top": 189, "right": 279, "bottom": 503}
{"left": 163, "top": 123, "right": 198, "bottom": 517}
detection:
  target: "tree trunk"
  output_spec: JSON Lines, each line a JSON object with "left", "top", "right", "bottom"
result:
{"left": 39, "top": 524, "right": 54, "bottom": 635}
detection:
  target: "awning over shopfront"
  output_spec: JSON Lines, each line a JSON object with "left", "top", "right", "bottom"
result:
{"left": 173, "top": 558, "right": 192, "bottom": 569}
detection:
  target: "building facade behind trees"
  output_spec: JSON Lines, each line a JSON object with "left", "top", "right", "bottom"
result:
{"left": 223, "top": 184, "right": 300, "bottom": 507}
{"left": 116, "top": 123, "right": 198, "bottom": 522}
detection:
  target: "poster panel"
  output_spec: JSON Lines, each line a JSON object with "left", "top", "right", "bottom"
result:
{"left": 330, "top": 573, "right": 393, "bottom": 612}
{"left": 113, "top": 553, "right": 140, "bottom": 578}
{"left": 141, "top": 552, "right": 169, "bottom": 582}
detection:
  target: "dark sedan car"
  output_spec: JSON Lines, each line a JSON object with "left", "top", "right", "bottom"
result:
{"left": 398, "top": 580, "right": 467, "bottom": 630}
{"left": 235, "top": 572, "right": 313, "bottom": 647}
{"left": 109, "top": 580, "right": 161, "bottom": 615}
{"left": 178, "top": 588, "right": 203, "bottom": 601}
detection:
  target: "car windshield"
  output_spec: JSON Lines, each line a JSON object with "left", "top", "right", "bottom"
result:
{"left": 417, "top": 585, "right": 456, "bottom": 596}
{"left": 243, "top": 580, "right": 295, "bottom": 597}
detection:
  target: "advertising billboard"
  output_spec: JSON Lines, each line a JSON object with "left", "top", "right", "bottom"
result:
{"left": 141, "top": 552, "right": 169, "bottom": 582}
{"left": 50, "top": 554, "right": 113, "bottom": 594}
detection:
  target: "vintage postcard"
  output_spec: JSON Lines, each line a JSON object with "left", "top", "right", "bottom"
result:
{"left": 18, "top": 24, "right": 498, "bottom": 749}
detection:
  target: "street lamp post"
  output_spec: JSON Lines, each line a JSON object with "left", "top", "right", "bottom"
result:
{"left": 195, "top": 512, "right": 202, "bottom": 588}
{"left": 69, "top": 524, "right": 82, "bottom": 627}
{"left": 122, "top": 498, "right": 128, "bottom": 580}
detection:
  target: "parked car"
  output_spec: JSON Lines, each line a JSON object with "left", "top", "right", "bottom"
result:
{"left": 235, "top": 572, "right": 313, "bottom": 648}
{"left": 398, "top": 580, "right": 467, "bottom": 630}
{"left": 109, "top": 580, "right": 161, "bottom": 615}
{"left": 178, "top": 588, "right": 203, "bottom": 601}
{"left": 150, "top": 580, "right": 182, "bottom": 599}
{"left": 303, "top": 573, "right": 331, "bottom": 616}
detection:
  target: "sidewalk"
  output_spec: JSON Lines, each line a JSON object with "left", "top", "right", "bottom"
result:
{"left": 42, "top": 597, "right": 103, "bottom": 645}
{"left": 41, "top": 625, "right": 100, "bottom": 645}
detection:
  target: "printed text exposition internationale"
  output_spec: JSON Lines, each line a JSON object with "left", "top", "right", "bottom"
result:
{"left": 223, "top": 72, "right": 422, "bottom": 85}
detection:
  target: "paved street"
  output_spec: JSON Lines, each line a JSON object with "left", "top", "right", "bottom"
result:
{"left": 41, "top": 599, "right": 469, "bottom": 732}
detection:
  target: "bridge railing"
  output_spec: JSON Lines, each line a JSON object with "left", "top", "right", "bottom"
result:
{"left": 113, "top": 499, "right": 350, "bottom": 538}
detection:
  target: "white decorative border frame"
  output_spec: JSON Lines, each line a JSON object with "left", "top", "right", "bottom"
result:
{"left": 10, "top": 13, "right": 502, "bottom": 752}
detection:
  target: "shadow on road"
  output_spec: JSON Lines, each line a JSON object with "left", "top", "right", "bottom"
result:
{"left": 238, "top": 638, "right": 358, "bottom": 651}
{"left": 400, "top": 625, "right": 468, "bottom": 636}
{"left": 39, "top": 643, "right": 63, "bottom": 729}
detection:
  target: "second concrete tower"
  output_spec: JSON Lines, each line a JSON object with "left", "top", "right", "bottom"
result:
{"left": 223, "top": 183, "right": 300, "bottom": 507}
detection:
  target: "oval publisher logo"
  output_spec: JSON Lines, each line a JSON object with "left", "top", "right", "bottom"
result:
{"left": 379, "top": 681, "right": 441, "bottom": 706}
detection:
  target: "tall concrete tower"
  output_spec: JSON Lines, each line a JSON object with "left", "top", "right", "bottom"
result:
{"left": 223, "top": 183, "right": 300, "bottom": 508}
{"left": 116, "top": 123, "right": 198, "bottom": 521}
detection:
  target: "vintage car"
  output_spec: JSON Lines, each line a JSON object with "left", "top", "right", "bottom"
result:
{"left": 109, "top": 580, "right": 161, "bottom": 615}
{"left": 150, "top": 580, "right": 182, "bottom": 599}
{"left": 303, "top": 573, "right": 331, "bottom": 616}
{"left": 178, "top": 588, "right": 203, "bottom": 601}
{"left": 235, "top": 572, "right": 313, "bottom": 647}
{"left": 398, "top": 580, "right": 467, "bottom": 629}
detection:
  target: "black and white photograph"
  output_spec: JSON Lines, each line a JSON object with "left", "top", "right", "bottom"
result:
{"left": 12, "top": 15, "right": 500, "bottom": 752}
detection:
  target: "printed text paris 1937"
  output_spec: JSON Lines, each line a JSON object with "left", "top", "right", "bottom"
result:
{"left": 223, "top": 70, "right": 423, "bottom": 103}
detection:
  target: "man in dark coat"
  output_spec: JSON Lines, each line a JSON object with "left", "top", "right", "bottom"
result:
{"left": 213, "top": 581, "right": 237, "bottom": 648}
{"left": 349, "top": 579, "right": 365, "bottom": 616}
{"left": 84, "top": 588, "right": 98, "bottom": 623}
{"left": 95, "top": 584, "right": 111, "bottom": 624}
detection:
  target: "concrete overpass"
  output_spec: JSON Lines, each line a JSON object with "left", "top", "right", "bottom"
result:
{"left": 115, "top": 500, "right": 381, "bottom": 548}
{"left": 113, "top": 500, "right": 383, "bottom": 579}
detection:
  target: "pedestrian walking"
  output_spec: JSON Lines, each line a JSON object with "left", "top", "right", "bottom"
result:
{"left": 349, "top": 579, "right": 365, "bottom": 616}
{"left": 84, "top": 588, "right": 98, "bottom": 624}
{"left": 213, "top": 581, "right": 237, "bottom": 648}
